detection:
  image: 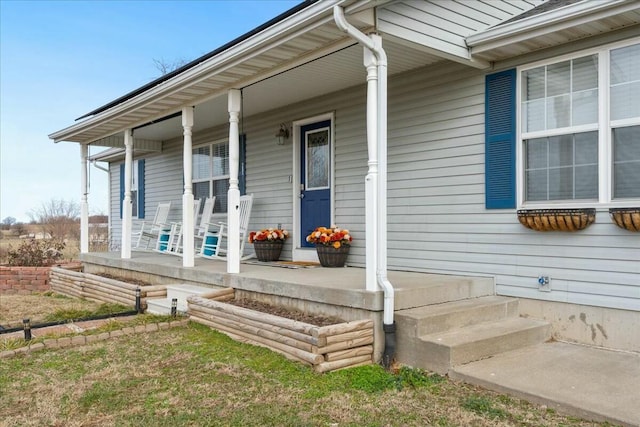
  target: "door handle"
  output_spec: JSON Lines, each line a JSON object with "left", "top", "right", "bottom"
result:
{"left": 299, "top": 193, "right": 305, "bottom": 199}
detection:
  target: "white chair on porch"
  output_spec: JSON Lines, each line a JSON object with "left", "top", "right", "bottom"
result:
{"left": 193, "top": 196, "right": 216, "bottom": 249}
{"left": 199, "top": 194, "right": 253, "bottom": 260}
{"left": 132, "top": 201, "right": 172, "bottom": 250}
{"left": 170, "top": 197, "right": 216, "bottom": 256}
{"left": 156, "top": 198, "right": 202, "bottom": 255}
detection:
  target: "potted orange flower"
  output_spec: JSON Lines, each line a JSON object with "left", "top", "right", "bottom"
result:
{"left": 305, "top": 226, "right": 352, "bottom": 267}
{"left": 248, "top": 228, "right": 289, "bottom": 261}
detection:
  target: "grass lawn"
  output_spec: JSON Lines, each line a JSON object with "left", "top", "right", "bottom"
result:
{"left": 0, "top": 292, "right": 114, "bottom": 328}
{"left": 0, "top": 322, "right": 613, "bottom": 427}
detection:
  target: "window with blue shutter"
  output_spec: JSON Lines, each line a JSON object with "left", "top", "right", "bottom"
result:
{"left": 485, "top": 69, "right": 516, "bottom": 209}
{"left": 119, "top": 159, "right": 145, "bottom": 219}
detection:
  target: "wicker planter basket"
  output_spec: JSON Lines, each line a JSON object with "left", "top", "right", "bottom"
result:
{"left": 609, "top": 208, "right": 640, "bottom": 232}
{"left": 253, "top": 240, "right": 284, "bottom": 262}
{"left": 517, "top": 208, "right": 596, "bottom": 232}
{"left": 316, "top": 245, "right": 350, "bottom": 267}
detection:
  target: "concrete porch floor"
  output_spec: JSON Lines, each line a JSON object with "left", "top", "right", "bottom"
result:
{"left": 80, "top": 251, "right": 494, "bottom": 313}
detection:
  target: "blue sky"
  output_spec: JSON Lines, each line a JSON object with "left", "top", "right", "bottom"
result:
{"left": 0, "top": 0, "right": 300, "bottom": 223}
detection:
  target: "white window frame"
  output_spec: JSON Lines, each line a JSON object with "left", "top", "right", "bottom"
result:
{"left": 192, "top": 138, "right": 229, "bottom": 213}
{"left": 516, "top": 37, "right": 640, "bottom": 209}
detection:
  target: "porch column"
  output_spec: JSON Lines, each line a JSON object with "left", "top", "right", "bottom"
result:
{"left": 80, "top": 144, "right": 89, "bottom": 253}
{"left": 227, "top": 89, "right": 241, "bottom": 274}
{"left": 363, "top": 47, "right": 378, "bottom": 292}
{"left": 121, "top": 129, "right": 133, "bottom": 259}
{"left": 182, "top": 107, "right": 195, "bottom": 268}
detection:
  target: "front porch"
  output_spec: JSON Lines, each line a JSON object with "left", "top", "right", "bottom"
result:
{"left": 80, "top": 250, "right": 495, "bottom": 361}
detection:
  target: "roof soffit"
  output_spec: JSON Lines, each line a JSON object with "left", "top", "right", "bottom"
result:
{"left": 467, "top": 0, "right": 640, "bottom": 61}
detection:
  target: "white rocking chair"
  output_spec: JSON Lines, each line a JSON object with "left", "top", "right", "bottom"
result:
{"left": 156, "top": 198, "right": 202, "bottom": 255}
{"left": 132, "top": 202, "right": 172, "bottom": 250}
{"left": 199, "top": 194, "right": 253, "bottom": 260}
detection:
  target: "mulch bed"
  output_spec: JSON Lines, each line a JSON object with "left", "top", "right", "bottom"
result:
{"left": 227, "top": 298, "right": 344, "bottom": 327}
{"left": 93, "top": 274, "right": 343, "bottom": 327}
{"left": 93, "top": 273, "right": 154, "bottom": 287}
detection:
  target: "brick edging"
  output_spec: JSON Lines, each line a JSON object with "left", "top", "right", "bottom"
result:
{"left": 0, "top": 319, "right": 189, "bottom": 359}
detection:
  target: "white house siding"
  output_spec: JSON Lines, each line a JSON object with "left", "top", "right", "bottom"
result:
{"left": 380, "top": 55, "right": 639, "bottom": 312}
{"left": 240, "top": 84, "right": 369, "bottom": 263}
{"left": 377, "top": 0, "right": 543, "bottom": 60}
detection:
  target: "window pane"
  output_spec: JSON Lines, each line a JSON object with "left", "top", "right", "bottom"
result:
{"left": 548, "top": 134, "right": 573, "bottom": 167}
{"left": 524, "top": 132, "right": 597, "bottom": 201}
{"left": 523, "top": 99, "right": 545, "bottom": 132}
{"left": 572, "top": 88, "right": 598, "bottom": 126}
{"left": 611, "top": 82, "right": 640, "bottom": 121}
{"left": 131, "top": 190, "right": 138, "bottom": 218}
{"left": 522, "top": 54, "right": 599, "bottom": 132}
{"left": 547, "top": 95, "right": 570, "bottom": 129}
{"left": 523, "top": 66, "right": 545, "bottom": 101}
{"left": 611, "top": 44, "right": 640, "bottom": 85}
{"left": 613, "top": 125, "right": 640, "bottom": 198}
{"left": 611, "top": 43, "right": 640, "bottom": 121}
{"left": 575, "top": 165, "right": 599, "bottom": 199}
{"left": 575, "top": 131, "right": 599, "bottom": 165}
{"left": 526, "top": 137, "right": 547, "bottom": 169}
{"left": 548, "top": 167, "right": 573, "bottom": 200}
{"left": 193, "top": 147, "right": 210, "bottom": 180}
{"left": 547, "top": 61, "right": 570, "bottom": 97}
{"left": 306, "top": 129, "right": 329, "bottom": 189}
{"left": 193, "top": 182, "right": 210, "bottom": 203}
{"left": 573, "top": 55, "right": 598, "bottom": 91}
{"left": 212, "top": 143, "right": 229, "bottom": 177}
{"left": 526, "top": 169, "right": 547, "bottom": 201}
{"left": 213, "top": 179, "right": 229, "bottom": 212}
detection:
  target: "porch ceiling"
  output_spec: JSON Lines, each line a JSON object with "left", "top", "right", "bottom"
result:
{"left": 50, "top": 0, "right": 442, "bottom": 146}
{"left": 133, "top": 40, "right": 443, "bottom": 142}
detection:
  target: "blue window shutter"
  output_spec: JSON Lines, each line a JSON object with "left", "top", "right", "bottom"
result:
{"left": 138, "top": 159, "right": 145, "bottom": 218}
{"left": 239, "top": 134, "right": 247, "bottom": 196}
{"left": 485, "top": 69, "right": 516, "bottom": 209}
{"left": 119, "top": 163, "right": 125, "bottom": 219}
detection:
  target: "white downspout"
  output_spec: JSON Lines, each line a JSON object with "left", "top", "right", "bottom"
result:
{"left": 333, "top": 6, "right": 396, "bottom": 365}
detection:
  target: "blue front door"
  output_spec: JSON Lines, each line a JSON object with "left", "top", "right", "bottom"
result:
{"left": 300, "top": 120, "right": 331, "bottom": 247}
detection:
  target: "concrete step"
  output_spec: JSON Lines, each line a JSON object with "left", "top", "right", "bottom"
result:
{"left": 392, "top": 274, "right": 494, "bottom": 310}
{"left": 414, "top": 317, "right": 551, "bottom": 374}
{"left": 147, "top": 284, "right": 214, "bottom": 315}
{"left": 396, "top": 296, "right": 519, "bottom": 338}
{"left": 146, "top": 298, "right": 188, "bottom": 316}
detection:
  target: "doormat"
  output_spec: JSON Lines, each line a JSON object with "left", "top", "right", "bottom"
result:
{"left": 243, "top": 260, "right": 320, "bottom": 269}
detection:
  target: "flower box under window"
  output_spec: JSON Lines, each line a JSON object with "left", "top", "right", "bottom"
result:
{"left": 517, "top": 208, "right": 596, "bottom": 232}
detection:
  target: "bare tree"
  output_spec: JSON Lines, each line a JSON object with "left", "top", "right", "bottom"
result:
{"left": 153, "top": 58, "right": 189, "bottom": 76}
{"left": 28, "top": 198, "right": 80, "bottom": 239}
{"left": 1, "top": 216, "right": 16, "bottom": 230}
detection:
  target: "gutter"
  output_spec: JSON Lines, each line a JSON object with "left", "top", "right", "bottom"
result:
{"left": 333, "top": 5, "right": 396, "bottom": 368}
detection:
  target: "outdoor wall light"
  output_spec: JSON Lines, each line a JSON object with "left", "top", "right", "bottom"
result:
{"left": 275, "top": 123, "right": 289, "bottom": 145}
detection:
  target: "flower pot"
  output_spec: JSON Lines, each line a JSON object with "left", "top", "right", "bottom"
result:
{"left": 253, "top": 240, "right": 284, "bottom": 262}
{"left": 516, "top": 208, "right": 596, "bottom": 232}
{"left": 315, "top": 244, "right": 350, "bottom": 267}
{"left": 609, "top": 207, "right": 640, "bottom": 232}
